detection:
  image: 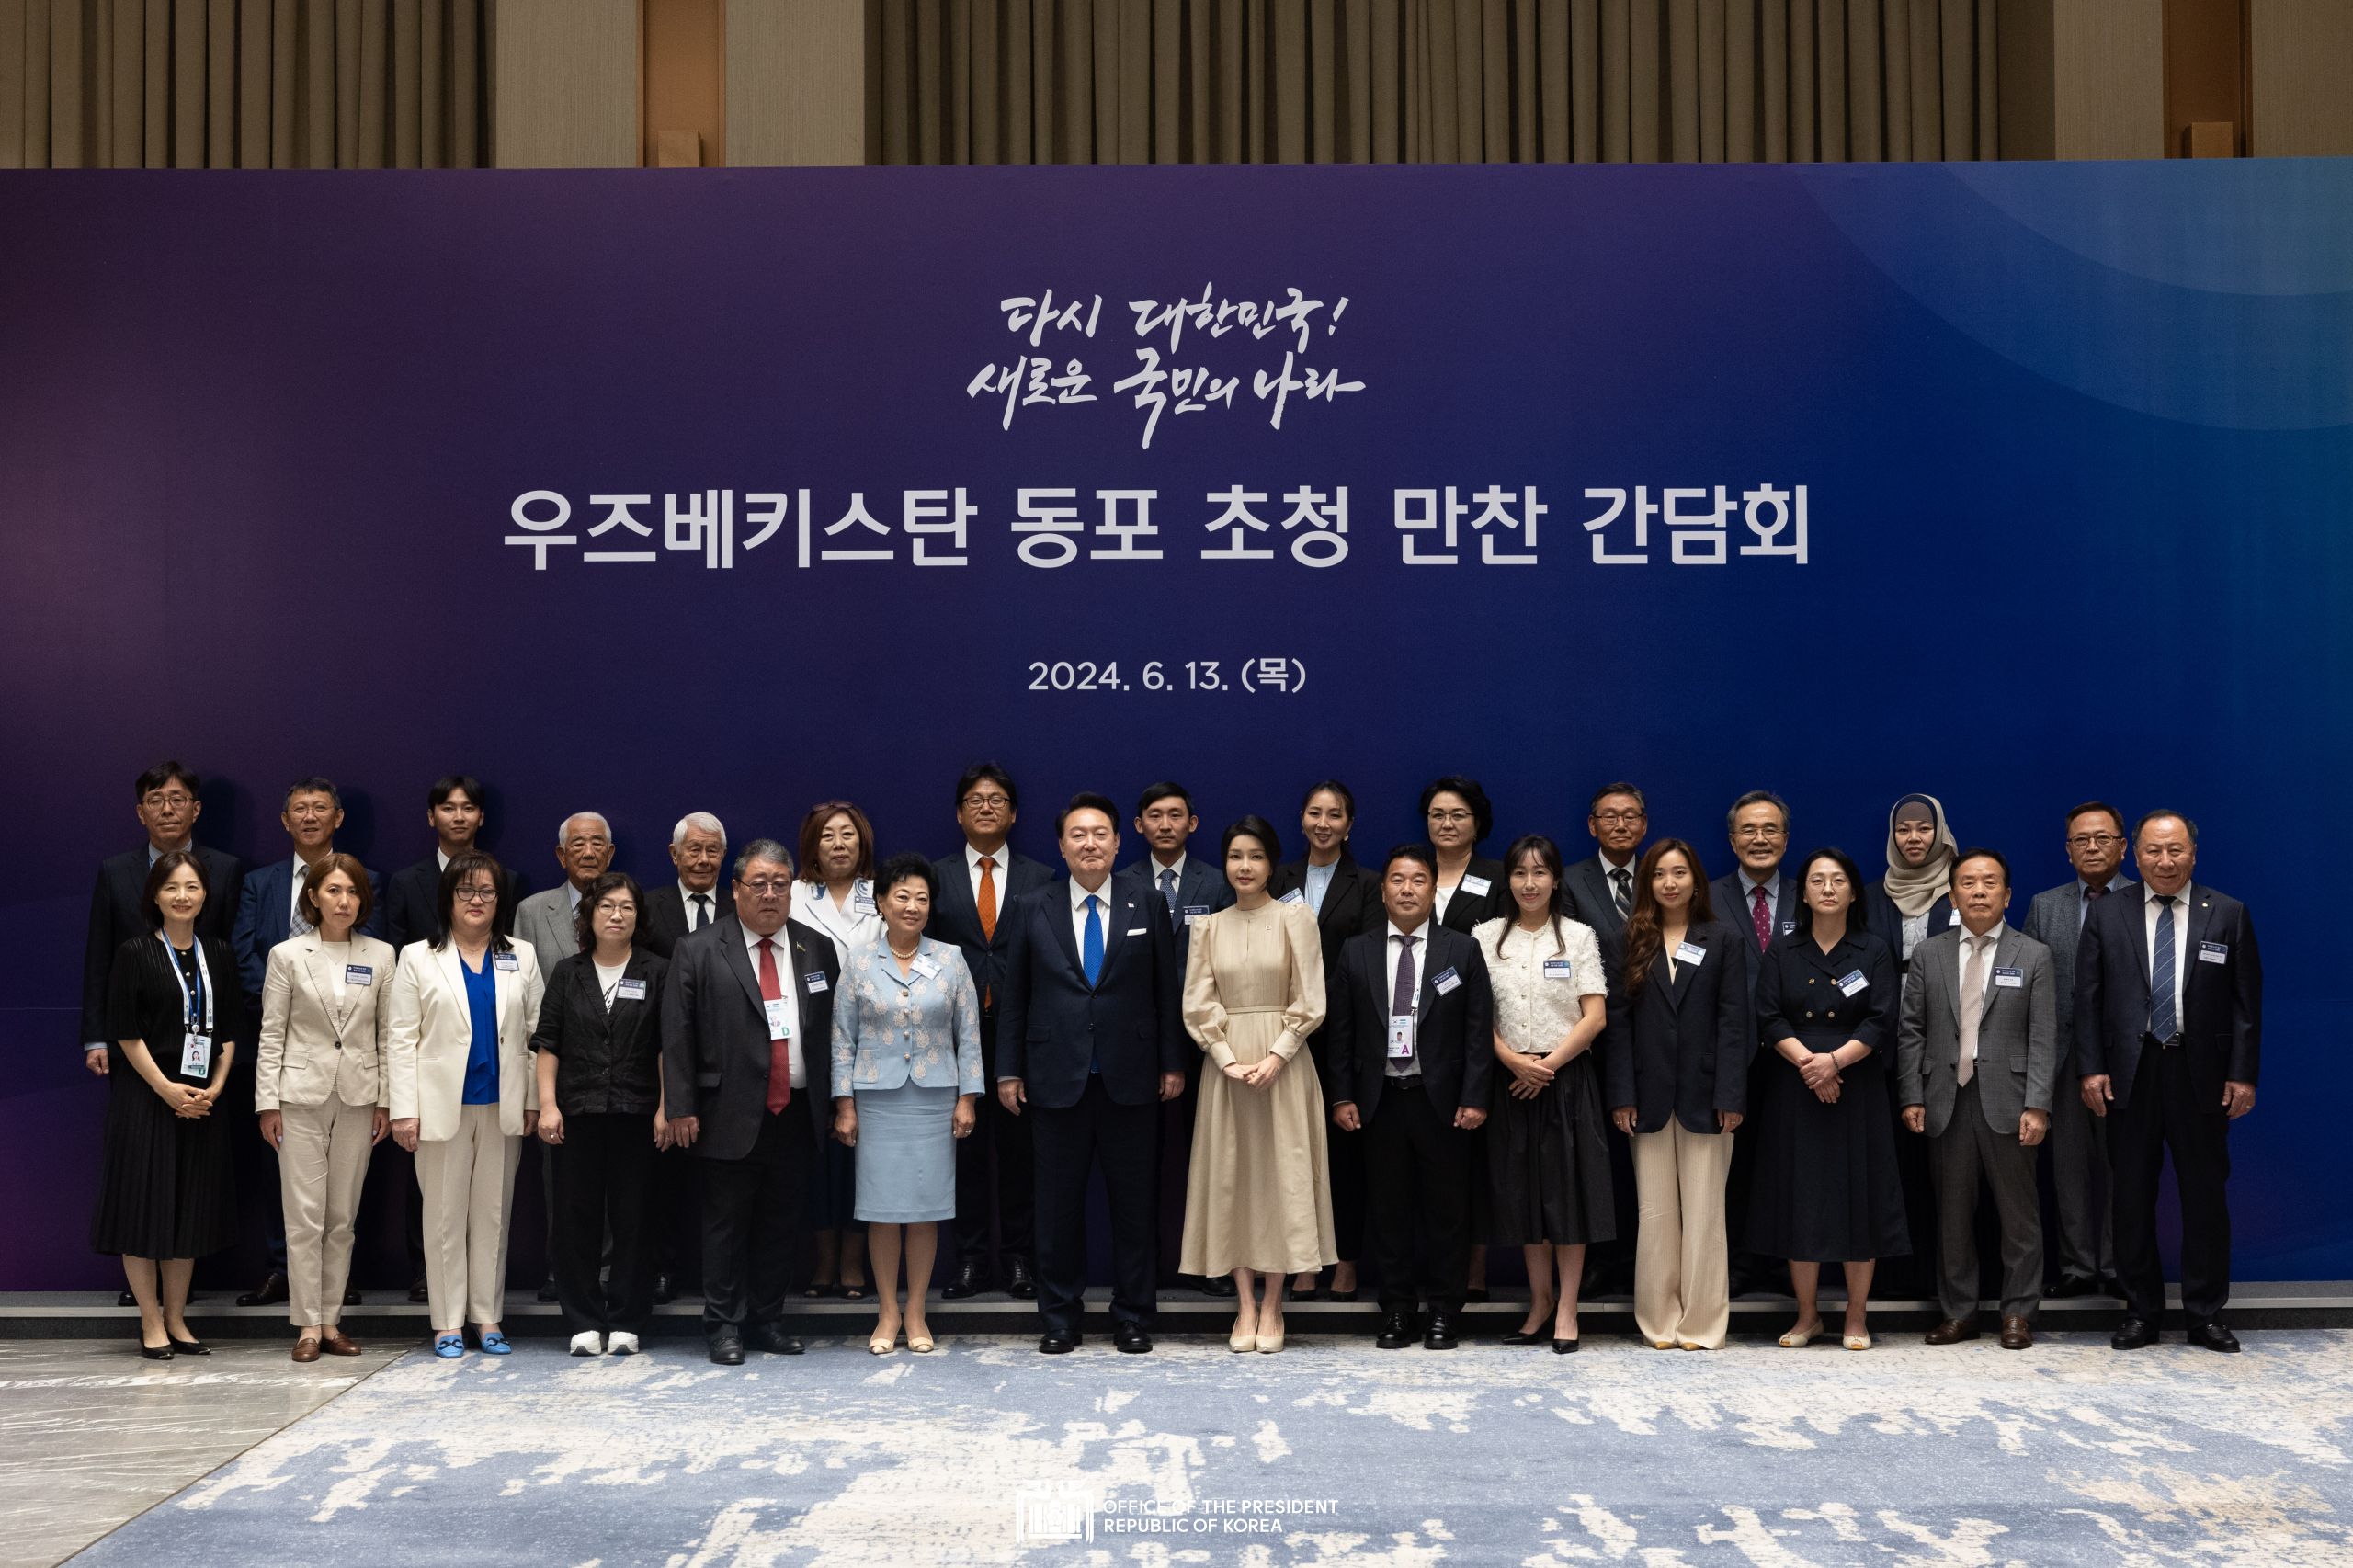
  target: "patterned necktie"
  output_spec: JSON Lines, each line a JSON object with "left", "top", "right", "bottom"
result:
{"left": 1392, "top": 933, "right": 1419, "bottom": 1017}
{"left": 691, "top": 893, "right": 710, "bottom": 931}
{"left": 2148, "top": 895, "right": 2177, "bottom": 1042}
{"left": 758, "top": 936, "right": 791, "bottom": 1112}
{"left": 1751, "top": 885, "right": 1771, "bottom": 951}
{"left": 1956, "top": 934, "right": 1987, "bottom": 1088}
{"left": 1160, "top": 867, "right": 1178, "bottom": 930}
{"left": 1610, "top": 868, "right": 1631, "bottom": 919}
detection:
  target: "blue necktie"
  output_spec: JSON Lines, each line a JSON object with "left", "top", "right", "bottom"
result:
{"left": 2148, "top": 895, "right": 2177, "bottom": 1042}
{"left": 1082, "top": 894, "right": 1104, "bottom": 985}
{"left": 1159, "top": 868, "right": 1178, "bottom": 931}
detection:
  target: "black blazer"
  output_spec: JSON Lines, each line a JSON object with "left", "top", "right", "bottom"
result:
{"left": 1707, "top": 869, "right": 1804, "bottom": 1007}
{"left": 384, "top": 855, "right": 530, "bottom": 953}
{"left": 926, "top": 846, "right": 1054, "bottom": 1017}
{"left": 1562, "top": 854, "right": 1636, "bottom": 946}
{"left": 1863, "top": 881, "right": 1957, "bottom": 971}
{"left": 659, "top": 915, "right": 839, "bottom": 1161}
{"left": 1114, "top": 853, "right": 1234, "bottom": 971}
{"left": 1433, "top": 854, "right": 1509, "bottom": 935}
{"left": 1602, "top": 919, "right": 1754, "bottom": 1134}
{"left": 995, "top": 880, "right": 1184, "bottom": 1108}
{"left": 1268, "top": 852, "right": 1387, "bottom": 1077}
{"left": 2074, "top": 881, "right": 2260, "bottom": 1109}
{"left": 107, "top": 932, "right": 248, "bottom": 1082}
{"left": 1325, "top": 922, "right": 1494, "bottom": 1124}
{"left": 1756, "top": 927, "right": 1896, "bottom": 1055}
{"left": 641, "top": 882, "right": 734, "bottom": 960}
{"left": 532, "top": 948, "right": 668, "bottom": 1116}
{"left": 83, "top": 845, "right": 244, "bottom": 1047}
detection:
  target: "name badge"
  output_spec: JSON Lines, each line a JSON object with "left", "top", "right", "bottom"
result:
{"left": 1432, "top": 967, "right": 1461, "bottom": 996}
{"left": 1949, "top": 909, "right": 1962, "bottom": 926}
{"left": 805, "top": 971, "right": 833, "bottom": 993}
{"left": 1387, "top": 1013, "right": 1416, "bottom": 1059}
{"left": 853, "top": 890, "right": 878, "bottom": 916}
{"left": 764, "top": 998, "right": 794, "bottom": 1041}
{"left": 1674, "top": 941, "right": 1708, "bottom": 966}
{"left": 1459, "top": 874, "right": 1493, "bottom": 897}
{"left": 1836, "top": 970, "right": 1868, "bottom": 997}
{"left": 1779, "top": 918, "right": 1797, "bottom": 935}
{"left": 616, "top": 978, "right": 648, "bottom": 1001}
{"left": 1541, "top": 958, "right": 1579, "bottom": 981}
{"left": 344, "top": 964, "right": 374, "bottom": 986}
{"left": 180, "top": 1032, "right": 214, "bottom": 1078}
{"left": 493, "top": 951, "right": 519, "bottom": 972}
{"left": 908, "top": 958, "right": 939, "bottom": 982}
{"left": 2198, "top": 940, "right": 2228, "bottom": 965}
{"left": 1182, "top": 904, "right": 1211, "bottom": 927}
{"left": 1279, "top": 888, "right": 1304, "bottom": 905}
{"left": 1993, "top": 967, "right": 2024, "bottom": 989}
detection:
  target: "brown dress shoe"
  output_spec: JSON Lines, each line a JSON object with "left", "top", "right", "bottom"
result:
{"left": 1923, "top": 1317, "right": 1980, "bottom": 1345}
{"left": 1998, "top": 1315, "right": 2033, "bottom": 1350}
{"left": 290, "top": 1337, "right": 322, "bottom": 1363}
{"left": 320, "top": 1327, "right": 364, "bottom": 1357}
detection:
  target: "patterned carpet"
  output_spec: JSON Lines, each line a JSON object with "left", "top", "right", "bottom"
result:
{"left": 68, "top": 1329, "right": 2353, "bottom": 1565}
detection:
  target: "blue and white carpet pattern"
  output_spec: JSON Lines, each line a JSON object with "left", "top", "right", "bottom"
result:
{"left": 71, "top": 1330, "right": 2353, "bottom": 1564}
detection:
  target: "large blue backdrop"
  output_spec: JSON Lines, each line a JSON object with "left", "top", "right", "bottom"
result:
{"left": 2, "top": 158, "right": 2347, "bottom": 1286}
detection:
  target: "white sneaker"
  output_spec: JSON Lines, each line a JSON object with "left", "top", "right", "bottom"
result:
{"left": 569, "top": 1330, "right": 604, "bottom": 1357}
{"left": 605, "top": 1331, "right": 640, "bottom": 1356}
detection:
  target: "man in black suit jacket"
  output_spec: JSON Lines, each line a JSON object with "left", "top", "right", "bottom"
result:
{"left": 1562, "top": 782, "right": 1647, "bottom": 949}
{"left": 83, "top": 761, "right": 244, "bottom": 1074}
{"left": 926, "top": 763, "right": 1055, "bottom": 1299}
{"left": 996, "top": 793, "right": 1185, "bottom": 1354}
{"left": 642, "top": 811, "right": 735, "bottom": 959}
{"left": 661, "top": 838, "right": 841, "bottom": 1365}
{"left": 2075, "top": 811, "right": 2261, "bottom": 1354}
{"left": 1710, "top": 789, "right": 1802, "bottom": 1297}
{"left": 1327, "top": 844, "right": 1494, "bottom": 1350}
{"left": 383, "top": 774, "right": 503, "bottom": 952}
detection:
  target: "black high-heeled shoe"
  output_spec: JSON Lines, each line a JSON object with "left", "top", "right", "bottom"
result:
{"left": 140, "top": 1341, "right": 174, "bottom": 1360}
{"left": 1501, "top": 1329, "right": 1548, "bottom": 1346}
{"left": 168, "top": 1336, "right": 210, "bottom": 1356}
{"left": 1551, "top": 1336, "right": 1580, "bottom": 1354}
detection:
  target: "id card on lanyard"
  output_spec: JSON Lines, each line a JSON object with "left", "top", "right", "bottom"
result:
{"left": 161, "top": 934, "right": 216, "bottom": 1079}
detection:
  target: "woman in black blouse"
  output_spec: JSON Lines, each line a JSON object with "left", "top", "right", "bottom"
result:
{"left": 93, "top": 850, "right": 244, "bottom": 1358}
{"left": 531, "top": 871, "right": 667, "bottom": 1357}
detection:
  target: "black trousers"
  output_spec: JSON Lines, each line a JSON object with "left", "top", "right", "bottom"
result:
{"left": 954, "top": 1014, "right": 1034, "bottom": 1265}
{"left": 2109, "top": 1042, "right": 2233, "bottom": 1323}
{"left": 650, "top": 1142, "right": 701, "bottom": 1288}
{"left": 699, "top": 1106, "right": 811, "bottom": 1332}
{"left": 552, "top": 1112, "right": 655, "bottom": 1336}
{"left": 1362, "top": 1082, "right": 1473, "bottom": 1316}
{"left": 1030, "top": 1075, "right": 1157, "bottom": 1335}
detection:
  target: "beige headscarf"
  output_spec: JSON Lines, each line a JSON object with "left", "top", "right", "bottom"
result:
{"left": 1881, "top": 794, "right": 1957, "bottom": 918}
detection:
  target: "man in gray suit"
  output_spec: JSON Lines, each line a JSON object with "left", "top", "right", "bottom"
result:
{"left": 1898, "top": 847, "right": 2059, "bottom": 1349}
{"left": 2019, "top": 801, "right": 2133, "bottom": 1298}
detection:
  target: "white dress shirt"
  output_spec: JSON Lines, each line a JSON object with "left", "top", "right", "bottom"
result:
{"left": 1739, "top": 868, "right": 1783, "bottom": 932}
{"left": 2143, "top": 883, "right": 2191, "bottom": 1040}
{"left": 738, "top": 922, "right": 806, "bottom": 1085}
{"left": 966, "top": 842, "right": 1010, "bottom": 915}
{"left": 678, "top": 880, "right": 721, "bottom": 934}
{"left": 436, "top": 848, "right": 451, "bottom": 871}
{"left": 1146, "top": 852, "right": 1188, "bottom": 907}
{"left": 1383, "top": 918, "right": 1430, "bottom": 1077}
{"left": 1068, "top": 875, "right": 1115, "bottom": 959}
{"left": 1302, "top": 858, "right": 1338, "bottom": 915}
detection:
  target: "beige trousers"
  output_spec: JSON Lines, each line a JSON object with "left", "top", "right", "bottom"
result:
{"left": 278, "top": 1097, "right": 377, "bottom": 1328}
{"left": 1632, "top": 1119, "right": 1735, "bottom": 1349}
{"left": 414, "top": 1102, "right": 521, "bottom": 1333}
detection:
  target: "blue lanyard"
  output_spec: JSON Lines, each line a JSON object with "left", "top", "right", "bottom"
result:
{"left": 158, "top": 933, "right": 214, "bottom": 1035}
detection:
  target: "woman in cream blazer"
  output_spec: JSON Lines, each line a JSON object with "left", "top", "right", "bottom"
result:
{"left": 385, "top": 851, "right": 543, "bottom": 1356}
{"left": 256, "top": 854, "right": 397, "bottom": 1361}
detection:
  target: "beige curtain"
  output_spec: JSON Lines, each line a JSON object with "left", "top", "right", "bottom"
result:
{"left": 0, "top": 0, "right": 485, "bottom": 169}
{"left": 870, "top": 0, "right": 2001, "bottom": 164}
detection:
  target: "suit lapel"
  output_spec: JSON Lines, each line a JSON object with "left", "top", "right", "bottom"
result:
{"left": 938, "top": 854, "right": 981, "bottom": 944}
{"left": 1661, "top": 940, "right": 1694, "bottom": 1012}
{"left": 720, "top": 922, "right": 767, "bottom": 1017}
{"left": 2184, "top": 885, "right": 2215, "bottom": 975}
{"left": 2130, "top": 889, "right": 2154, "bottom": 990}
{"left": 1048, "top": 883, "right": 1087, "bottom": 984}
{"left": 435, "top": 943, "right": 471, "bottom": 1032}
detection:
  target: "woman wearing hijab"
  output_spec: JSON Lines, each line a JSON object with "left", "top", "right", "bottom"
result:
{"left": 1864, "top": 795, "right": 1958, "bottom": 971}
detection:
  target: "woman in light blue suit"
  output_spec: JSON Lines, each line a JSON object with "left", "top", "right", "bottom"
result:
{"left": 832, "top": 852, "right": 983, "bottom": 1355}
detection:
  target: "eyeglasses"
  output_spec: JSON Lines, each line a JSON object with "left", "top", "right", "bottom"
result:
{"left": 961, "top": 793, "right": 1012, "bottom": 811}
{"left": 2066, "top": 834, "right": 2121, "bottom": 850}
{"left": 1427, "top": 810, "right": 1474, "bottom": 824}
{"left": 1592, "top": 810, "right": 1645, "bottom": 824}
{"left": 453, "top": 886, "right": 498, "bottom": 904}
{"left": 1735, "top": 824, "right": 1787, "bottom": 840}
{"left": 739, "top": 878, "right": 793, "bottom": 895}
{"left": 142, "top": 791, "right": 195, "bottom": 809}
{"left": 593, "top": 900, "right": 636, "bottom": 916}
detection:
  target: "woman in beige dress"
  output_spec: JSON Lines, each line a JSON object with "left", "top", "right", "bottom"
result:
{"left": 1180, "top": 815, "right": 1333, "bottom": 1354}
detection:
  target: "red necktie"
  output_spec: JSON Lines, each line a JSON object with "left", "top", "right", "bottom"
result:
{"left": 1752, "top": 885, "right": 1771, "bottom": 951}
{"left": 758, "top": 936, "right": 791, "bottom": 1112}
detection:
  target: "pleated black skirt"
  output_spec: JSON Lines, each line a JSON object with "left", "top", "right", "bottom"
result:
{"left": 87, "top": 1049, "right": 237, "bottom": 1260}
{"left": 1484, "top": 1051, "right": 1617, "bottom": 1246}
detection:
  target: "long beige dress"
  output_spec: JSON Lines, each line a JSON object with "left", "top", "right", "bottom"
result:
{"left": 1178, "top": 899, "right": 1336, "bottom": 1277}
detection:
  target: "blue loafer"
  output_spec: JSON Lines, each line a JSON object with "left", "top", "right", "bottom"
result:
{"left": 480, "top": 1331, "right": 512, "bottom": 1356}
{"left": 433, "top": 1334, "right": 464, "bottom": 1358}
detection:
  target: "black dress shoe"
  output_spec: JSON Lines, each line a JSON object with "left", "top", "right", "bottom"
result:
{"left": 1038, "top": 1331, "right": 1081, "bottom": 1355}
{"left": 1113, "top": 1323, "right": 1153, "bottom": 1354}
{"left": 652, "top": 1274, "right": 676, "bottom": 1306}
{"left": 2110, "top": 1316, "right": 2159, "bottom": 1350}
{"left": 236, "top": 1270, "right": 289, "bottom": 1308}
{"left": 2186, "top": 1318, "right": 2242, "bottom": 1354}
{"left": 2097, "top": 1274, "right": 2127, "bottom": 1299}
{"left": 118, "top": 1290, "right": 137, "bottom": 1308}
{"left": 1326, "top": 1286, "right": 1359, "bottom": 1303}
{"left": 1423, "top": 1313, "right": 1461, "bottom": 1350}
{"left": 168, "top": 1336, "right": 210, "bottom": 1356}
{"left": 343, "top": 1288, "right": 362, "bottom": 1306}
{"left": 408, "top": 1277, "right": 429, "bottom": 1304}
{"left": 1552, "top": 1337, "right": 1579, "bottom": 1354}
{"left": 1374, "top": 1311, "right": 1415, "bottom": 1348}
{"left": 708, "top": 1331, "right": 745, "bottom": 1366}
{"left": 940, "top": 1260, "right": 986, "bottom": 1301}
{"left": 536, "top": 1278, "right": 559, "bottom": 1304}
{"left": 1197, "top": 1274, "right": 1238, "bottom": 1299}
{"left": 1005, "top": 1256, "right": 1037, "bottom": 1301}
{"left": 753, "top": 1323, "right": 805, "bottom": 1356}
{"left": 2044, "top": 1274, "right": 2098, "bottom": 1299}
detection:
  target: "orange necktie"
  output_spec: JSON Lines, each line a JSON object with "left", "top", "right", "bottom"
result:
{"left": 977, "top": 856, "right": 998, "bottom": 1007}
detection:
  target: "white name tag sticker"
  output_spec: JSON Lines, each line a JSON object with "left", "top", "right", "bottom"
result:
{"left": 1779, "top": 918, "right": 1798, "bottom": 935}
{"left": 907, "top": 958, "right": 938, "bottom": 982}
{"left": 1993, "top": 967, "right": 2024, "bottom": 989}
{"left": 493, "top": 951, "right": 519, "bottom": 972}
{"left": 1432, "top": 968, "right": 1461, "bottom": 995}
{"left": 853, "top": 891, "right": 878, "bottom": 915}
{"left": 1182, "top": 904, "right": 1211, "bottom": 924}
{"left": 616, "top": 978, "right": 648, "bottom": 1001}
{"left": 1279, "top": 888, "right": 1304, "bottom": 905}
{"left": 1387, "top": 1014, "right": 1416, "bottom": 1059}
{"left": 344, "top": 964, "right": 374, "bottom": 986}
{"left": 1459, "top": 874, "right": 1492, "bottom": 897}
{"left": 1836, "top": 970, "right": 1868, "bottom": 997}
{"left": 806, "top": 971, "right": 834, "bottom": 992}
{"left": 764, "top": 998, "right": 793, "bottom": 1041}
{"left": 1541, "top": 958, "right": 1579, "bottom": 981}
{"left": 2198, "top": 941, "right": 2228, "bottom": 965}
{"left": 1674, "top": 941, "right": 1708, "bottom": 966}
{"left": 180, "top": 1032, "right": 213, "bottom": 1078}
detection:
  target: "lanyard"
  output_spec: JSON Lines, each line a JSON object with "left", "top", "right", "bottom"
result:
{"left": 159, "top": 933, "right": 214, "bottom": 1036}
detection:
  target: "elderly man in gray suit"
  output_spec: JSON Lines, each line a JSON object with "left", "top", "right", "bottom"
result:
{"left": 1898, "top": 846, "right": 2059, "bottom": 1349}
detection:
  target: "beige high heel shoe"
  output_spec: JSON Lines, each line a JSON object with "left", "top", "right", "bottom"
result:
{"left": 1778, "top": 1319, "right": 1824, "bottom": 1348}
{"left": 1255, "top": 1325, "right": 1285, "bottom": 1354}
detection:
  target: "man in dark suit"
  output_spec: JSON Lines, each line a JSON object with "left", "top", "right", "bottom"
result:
{"left": 996, "top": 793, "right": 1186, "bottom": 1354}
{"left": 230, "top": 776, "right": 385, "bottom": 1308}
{"left": 926, "top": 763, "right": 1054, "bottom": 1300}
{"left": 642, "top": 812, "right": 734, "bottom": 959}
{"left": 662, "top": 838, "right": 840, "bottom": 1366}
{"left": 2076, "top": 811, "right": 2260, "bottom": 1353}
{"left": 383, "top": 775, "right": 494, "bottom": 953}
{"left": 1710, "top": 789, "right": 1802, "bottom": 1298}
{"left": 1114, "top": 781, "right": 1236, "bottom": 1298}
{"left": 1326, "top": 844, "right": 1495, "bottom": 1350}
{"left": 2020, "top": 800, "right": 2133, "bottom": 1299}
{"left": 1563, "top": 782, "right": 1646, "bottom": 946}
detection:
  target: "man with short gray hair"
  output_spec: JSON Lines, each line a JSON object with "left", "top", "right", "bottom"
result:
{"left": 644, "top": 812, "right": 733, "bottom": 959}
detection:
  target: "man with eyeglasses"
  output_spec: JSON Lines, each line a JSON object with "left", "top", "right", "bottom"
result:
{"left": 1709, "top": 790, "right": 1801, "bottom": 1298}
{"left": 2020, "top": 801, "right": 2134, "bottom": 1300}
{"left": 1563, "top": 783, "right": 1647, "bottom": 948}
{"left": 926, "top": 764, "right": 1053, "bottom": 1301}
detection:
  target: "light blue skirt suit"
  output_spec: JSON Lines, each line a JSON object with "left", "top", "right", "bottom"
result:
{"left": 830, "top": 937, "right": 985, "bottom": 1224}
